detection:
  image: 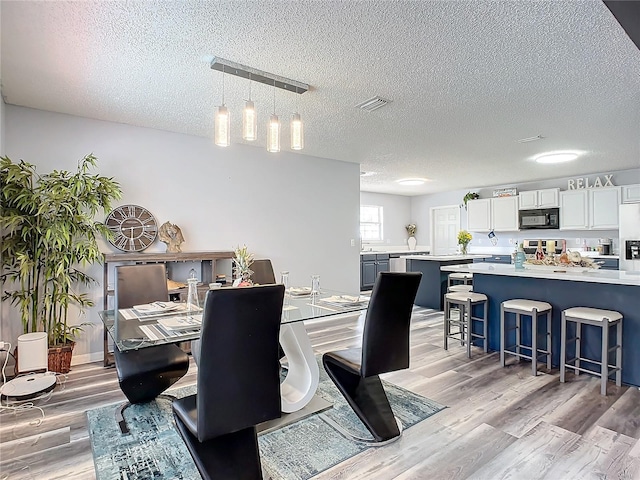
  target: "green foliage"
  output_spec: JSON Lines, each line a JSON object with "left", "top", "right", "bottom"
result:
{"left": 462, "top": 192, "right": 480, "bottom": 209}
{"left": 0, "top": 154, "right": 122, "bottom": 346}
{"left": 233, "top": 244, "right": 254, "bottom": 282}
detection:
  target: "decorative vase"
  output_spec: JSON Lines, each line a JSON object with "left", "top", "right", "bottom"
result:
{"left": 461, "top": 243, "right": 468, "bottom": 255}
{"left": 407, "top": 236, "right": 417, "bottom": 251}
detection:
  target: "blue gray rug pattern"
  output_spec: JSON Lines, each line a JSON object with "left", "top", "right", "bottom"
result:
{"left": 87, "top": 360, "right": 445, "bottom": 480}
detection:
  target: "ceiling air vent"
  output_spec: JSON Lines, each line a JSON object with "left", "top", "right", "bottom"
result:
{"left": 356, "top": 96, "right": 391, "bottom": 112}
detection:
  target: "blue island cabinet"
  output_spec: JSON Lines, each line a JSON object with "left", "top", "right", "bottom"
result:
{"left": 406, "top": 256, "right": 477, "bottom": 310}
{"left": 473, "top": 273, "right": 640, "bottom": 388}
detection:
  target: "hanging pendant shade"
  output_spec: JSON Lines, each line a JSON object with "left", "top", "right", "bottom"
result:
{"left": 214, "top": 105, "right": 230, "bottom": 147}
{"left": 242, "top": 100, "right": 257, "bottom": 141}
{"left": 214, "top": 67, "right": 230, "bottom": 147}
{"left": 267, "top": 114, "right": 280, "bottom": 153}
{"left": 290, "top": 112, "right": 304, "bottom": 150}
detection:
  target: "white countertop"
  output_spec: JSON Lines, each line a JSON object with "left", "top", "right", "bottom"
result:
{"left": 402, "top": 254, "right": 491, "bottom": 261}
{"left": 361, "top": 249, "right": 430, "bottom": 255}
{"left": 440, "top": 262, "right": 640, "bottom": 286}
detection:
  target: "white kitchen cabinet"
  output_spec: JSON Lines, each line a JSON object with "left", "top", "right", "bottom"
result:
{"left": 560, "top": 187, "right": 620, "bottom": 230}
{"left": 560, "top": 190, "right": 588, "bottom": 230}
{"left": 467, "top": 198, "right": 491, "bottom": 232}
{"left": 622, "top": 184, "right": 640, "bottom": 203}
{"left": 491, "top": 196, "right": 519, "bottom": 231}
{"left": 519, "top": 188, "right": 559, "bottom": 210}
{"left": 590, "top": 187, "right": 620, "bottom": 229}
{"left": 467, "top": 196, "right": 519, "bottom": 232}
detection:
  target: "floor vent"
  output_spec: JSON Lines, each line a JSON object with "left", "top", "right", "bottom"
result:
{"left": 356, "top": 96, "right": 391, "bottom": 112}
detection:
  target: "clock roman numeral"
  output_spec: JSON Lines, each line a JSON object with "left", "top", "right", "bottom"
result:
{"left": 107, "top": 224, "right": 121, "bottom": 232}
{"left": 142, "top": 231, "right": 156, "bottom": 241}
{"left": 115, "top": 236, "right": 128, "bottom": 249}
{"left": 127, "top": 205, "right": 137, "bottom": 217}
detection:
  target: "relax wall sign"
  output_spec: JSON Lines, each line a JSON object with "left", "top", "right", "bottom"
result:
{"left": 567, "top": 174, "right": 615, "bottom": 190}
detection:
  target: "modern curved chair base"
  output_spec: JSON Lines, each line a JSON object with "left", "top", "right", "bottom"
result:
{"left": 173, "top": 414, "right": 263, "bottom": 480}
{"left": 115, "top": 393, "right": 177, "bottom": 434}
{"left": 323, "top": 354, "right": 401, "bottom": 442}
{"left": 320, "top": 412, "right": 403, "bottom": 447}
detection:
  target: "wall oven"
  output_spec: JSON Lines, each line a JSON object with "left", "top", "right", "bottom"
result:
{"left": 519, "top": 208, "right": 560, "bottom": 230}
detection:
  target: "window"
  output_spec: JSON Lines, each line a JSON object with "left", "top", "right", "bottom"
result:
{"left": 360, "top": 205, "right": 383, "bottom": 242}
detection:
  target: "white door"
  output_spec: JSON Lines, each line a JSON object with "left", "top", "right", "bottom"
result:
{"left": 431, "top": 205, "right": 460, "bottom": 255}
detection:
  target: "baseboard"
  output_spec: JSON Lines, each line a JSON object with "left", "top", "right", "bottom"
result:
{"left": 71, "top": 351, "right": 103, "bottom": 365}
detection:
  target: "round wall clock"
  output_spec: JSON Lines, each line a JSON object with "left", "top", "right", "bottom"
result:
{"left": 105, "top": 204, "right": 158, "bottom": 252}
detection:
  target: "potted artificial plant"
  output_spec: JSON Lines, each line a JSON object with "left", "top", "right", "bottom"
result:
{"left": 0, "top": 154, "right": 122, "bottom": 373}
{"left": 232, "top": 245, "right": 254, "bottom": 286}
{"left": 462, "top": 192, "right": 480, "bottom": 209}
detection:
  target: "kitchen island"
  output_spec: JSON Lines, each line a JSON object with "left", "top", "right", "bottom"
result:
{"left": 441, "top": 263, "right": 640, "bottom": 387}
{"left": 402, "top": 254, "right": 490, "bottom": 309}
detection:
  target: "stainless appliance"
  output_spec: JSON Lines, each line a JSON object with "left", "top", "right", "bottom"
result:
{"left": 523, "top": 239, "right": 563, "bottom": 255}
{"left": 619, "top": 204, "right": 640, "bottom": 272}
{"left": 598, "top": 238, "right": 612, "bottom": 256}
{"left": 519, "top": 208, "right": 560, "bottom": 230}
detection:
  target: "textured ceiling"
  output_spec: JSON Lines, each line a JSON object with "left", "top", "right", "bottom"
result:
{"left": 2, "top": 1, "right": 639, "bottom": 195}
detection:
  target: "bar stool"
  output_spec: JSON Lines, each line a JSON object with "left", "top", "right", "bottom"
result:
{"left": 500, "top": 299, "right": 552, "bottom": 376}
{"left": 560, "top": 307, "right": 622, "bottom": 396}
{"left": 448, "top": 272, "right": 473, "bottom": 289}
{"left": 447, "top": 284, "right": 473, "bottom": 293}
{"left": 444, "top": 291, "right": 488, "bottom": 358}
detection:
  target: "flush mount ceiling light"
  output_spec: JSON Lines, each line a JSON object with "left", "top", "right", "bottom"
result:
{"left": 397, "top": 178, "right": 428, "bottom": 186}
{"left": 209, "top": 57, "right": 309, "bottom": 150}
{"left": 533, "top": 151, "right": 580, "bottom": 164}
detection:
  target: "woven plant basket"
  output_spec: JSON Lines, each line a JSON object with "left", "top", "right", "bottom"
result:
{"left": 48, "top": 342, "right": 75, "bottom": 374}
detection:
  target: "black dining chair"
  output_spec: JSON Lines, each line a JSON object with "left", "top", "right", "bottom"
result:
{"left": 192, "top": 258, "right": 278, "bottom": 365}
{"left": 322, "top": 271, "right": 422, "bottom": 443}
{"left": 173, "top": 284, "right": 285, "bottom": 480}
{"left": 250, "top": 259, "right": 276, "bottom": 285}
{"left": 113, "top": 264, "right": 190, "bottom": 434}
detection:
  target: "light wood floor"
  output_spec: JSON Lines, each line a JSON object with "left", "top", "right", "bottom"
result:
{"left": 1, "top": 308, "right": 639, "bottom": 479}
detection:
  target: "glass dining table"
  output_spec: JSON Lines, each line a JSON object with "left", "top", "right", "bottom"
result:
{"left": 100, "top": 288, "right": 369, "bottom": 414}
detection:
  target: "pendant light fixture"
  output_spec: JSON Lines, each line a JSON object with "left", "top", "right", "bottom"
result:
{"left": 209, "top": 57, "right": 309, "bottom": 151}
{"left": 242, "top": 74, "right": 257, "bottom": 141}
{"left": 214, "top": 65, "right": 230, "bottom": 147}
{"left": 290, "top": 86, "right": 304, "bottom": 150}
{"left": 267, "top": 79, "right": 280, "bottom": 153}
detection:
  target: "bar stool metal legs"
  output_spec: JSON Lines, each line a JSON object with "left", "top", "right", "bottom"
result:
{"left": 500, "top": 299, "right": 552, "bottom": 376}
{"left": 560, "top": 307, "right": 622, "bottom": 396}
{"left": 444, "top": 292, "right": 488, "bottom": 358}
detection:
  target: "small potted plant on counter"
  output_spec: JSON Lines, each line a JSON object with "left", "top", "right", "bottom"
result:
{"left": 406, "top": 223, "right": 417, "bottom": 250}
{"left": 457, "top": 230, "right": 472, "bottom": 255}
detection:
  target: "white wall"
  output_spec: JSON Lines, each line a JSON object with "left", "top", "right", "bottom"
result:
{"left": 3, "top": 106, "right": 361, "bottom": 364}
{"left": 360, "top": 192, "right": 412, "bottom": 247}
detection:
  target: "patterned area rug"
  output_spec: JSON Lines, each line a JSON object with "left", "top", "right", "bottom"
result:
{"left": 87, "top": 359, "right": 445, "bottom": 480}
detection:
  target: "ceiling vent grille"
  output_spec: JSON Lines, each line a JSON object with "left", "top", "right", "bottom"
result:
{"left": 356, "top": 96, "right": 391, "bottom": 112}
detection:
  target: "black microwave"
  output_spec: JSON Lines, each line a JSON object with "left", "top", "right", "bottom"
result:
{"left": 518, "top": 208, "right": 560, "bottom": 230}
